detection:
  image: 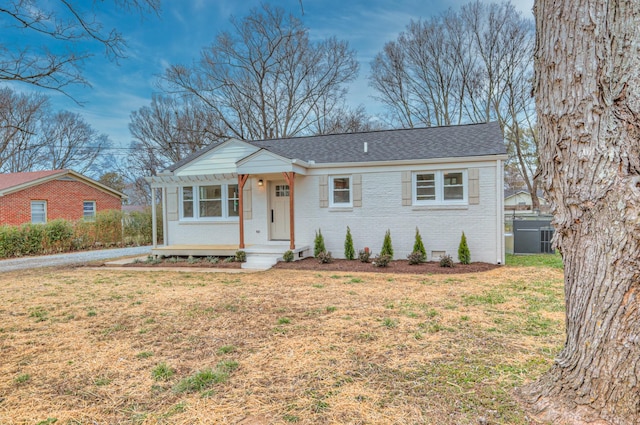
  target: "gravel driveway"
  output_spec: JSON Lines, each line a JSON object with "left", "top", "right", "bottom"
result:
{"left": 0, "top": 246, "right": 151, "bottom": 273}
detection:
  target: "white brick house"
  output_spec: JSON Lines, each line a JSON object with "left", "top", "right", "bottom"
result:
{"left": 146, "top": 122, "right": 507, "bottom": 268}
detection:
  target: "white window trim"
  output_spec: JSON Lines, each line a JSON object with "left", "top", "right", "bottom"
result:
{"left": 179, "top": 183, "right": 240, "bottom": 221}
{"left": 83, "top": 201, "right": 96, "bottom": 221}
{"left": 413, "top": 170, "right": 468, "bottom": 205}
{"left": 329, "top": 175, "right": 352, "bottom": 208}
{"left": 31, "top": 200, "right": 47, "bottom": 224}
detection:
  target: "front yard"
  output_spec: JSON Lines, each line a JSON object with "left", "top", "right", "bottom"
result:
{"left": 0, "top": 260, "right": 564, "bottom": 424}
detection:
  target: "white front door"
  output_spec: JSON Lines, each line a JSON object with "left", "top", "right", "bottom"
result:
{"left": 269, "top": 181, "right": 290, "bottom": 240}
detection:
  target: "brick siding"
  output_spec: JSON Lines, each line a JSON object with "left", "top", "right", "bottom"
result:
{"left": 0, "top": 179, "right": 122, "bottom": 226}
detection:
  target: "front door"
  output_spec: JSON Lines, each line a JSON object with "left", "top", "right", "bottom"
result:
{"left": 269, "top": 181, "right": 290, "bottom": 240}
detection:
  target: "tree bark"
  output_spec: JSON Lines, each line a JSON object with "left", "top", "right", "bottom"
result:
{"left": 516, "top": 1, "right": 640, "bottom": 424}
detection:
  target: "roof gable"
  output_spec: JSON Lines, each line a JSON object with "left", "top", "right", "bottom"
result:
{"left": 172, "top": 139, "right": 259, "bottom": 176}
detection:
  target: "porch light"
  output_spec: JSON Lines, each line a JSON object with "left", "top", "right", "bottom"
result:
{"left": 258, "top": 179, "right": 264, "bottom": 186}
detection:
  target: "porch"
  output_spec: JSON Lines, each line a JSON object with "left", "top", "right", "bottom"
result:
{"left": 151, "top": 243, "right": 312, "bottom": 270}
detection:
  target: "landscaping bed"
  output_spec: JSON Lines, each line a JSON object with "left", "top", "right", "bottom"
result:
{"left": 273, "top": 257, "right": 500, "bottom": 274}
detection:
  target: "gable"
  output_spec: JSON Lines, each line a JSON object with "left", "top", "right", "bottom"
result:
{"left": 236, "top": 149, "right": 307, "bottom": 175}
{"left": 174, "top": 139, "right": 259, "bottom": 176}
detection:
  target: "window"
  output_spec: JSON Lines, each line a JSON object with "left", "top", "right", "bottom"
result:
{"left": 180, "top": 184, "right": 239, "bottom": 220}
{"left": 414, "top": 170, "right": 467, "bottom": 204}
{"left": 227, "top": 185, "right": 239, "bottom": 217}
{"left": 330, "top": 176, "right": 351, "bottom": 207}
{"left": 275, "top": 185, "right": 290, "bottom": 197}
{"left": 83, "top": 201, "right": 96, "bottom": 221}
{"left": 31, "top": 201, "right": 47, "bottom": 224}
{"left": 199, "top": 185, "right": 222, "bottom": 218}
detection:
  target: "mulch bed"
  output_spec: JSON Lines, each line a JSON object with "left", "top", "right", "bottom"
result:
{"left": 272, "top": 257, "right": 500, "bottom": 274}
{"left": 120, "top": 256, "right": 499, "bottom": 274}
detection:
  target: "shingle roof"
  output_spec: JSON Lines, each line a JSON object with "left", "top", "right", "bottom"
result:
{"left": 0, "top": 169, "right": 127, "bottom": 199}
{"left": 254, "top": 121, "right": 505, "bottom": 163}
{"left": 0, "top": 170, "right": 66, "bottom": 191}
{"left": 166, "top": 122, "right": 505, "bottom": 172}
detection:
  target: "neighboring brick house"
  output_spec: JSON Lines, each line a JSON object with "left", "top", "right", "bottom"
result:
{"left": 0, "top": 170, "right": 125, "bottom": 226}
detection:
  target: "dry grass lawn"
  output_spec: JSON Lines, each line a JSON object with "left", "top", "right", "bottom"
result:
{"left": 0, "top": 264, "right": 564, "bottom": 424}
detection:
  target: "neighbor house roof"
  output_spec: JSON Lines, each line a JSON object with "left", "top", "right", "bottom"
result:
{"left": 0, "top": 170, "right": 66, "bottom": 192}
{"left": 0, "top": 169, "right": 127, "bottom": 199}
{"left": 166, "top": 121, "right": 506, "bottom": 172}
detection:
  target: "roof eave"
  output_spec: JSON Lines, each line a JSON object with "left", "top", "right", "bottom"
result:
{"left": 304, "top": 153, "right": 508, "bottom": 169}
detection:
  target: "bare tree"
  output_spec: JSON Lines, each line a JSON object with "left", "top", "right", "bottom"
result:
{"left": 0, "top": 87, "right": 48, "bottom": 172}
{"left": 370, "top": 1, "right": 539, "bottom": 204}
{"left": 163, "top": 4, "right": 359, "bottom": 140}
{"left": 516, "top": 1, "right": 640, "bottom": 424}
{"left": 38, "top": 110, "right": 108, "bottom": 173}
{"left": 311, "top": 103, "right": 384, "bottom": 135}
{"left": 128, "top": 94, "right": 217, "bottom": 173}
{"left": 0, "top": 0, "right": 160, "bottom": 97}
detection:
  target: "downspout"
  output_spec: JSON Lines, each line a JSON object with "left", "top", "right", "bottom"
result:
{"left": 496, "top": 159, "right": 505, "bottom": 264}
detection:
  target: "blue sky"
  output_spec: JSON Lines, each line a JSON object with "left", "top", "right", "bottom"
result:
{"left": 15, "top": 0, "right": 534, "bottom": 152}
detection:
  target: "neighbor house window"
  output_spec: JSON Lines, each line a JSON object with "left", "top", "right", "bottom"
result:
{"left": 414, "top": 170, "right": 467, "bottom": 204}
{"left": 180, "top": 184, "right": 239, "bottom": 220}
{"left": 31, "top": 201, "right": 47, "bottom": 224}
{"left": 330, "top": 176, "right": 351, "bottom": 207}
{"left": 83, "top": 201, "right": 96, "bottom": 221}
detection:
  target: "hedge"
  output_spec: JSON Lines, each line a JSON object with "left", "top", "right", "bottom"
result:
{"left": 0, "top": 208, "right": 162, "bottom": 259}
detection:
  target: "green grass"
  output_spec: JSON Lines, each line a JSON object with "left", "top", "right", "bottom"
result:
{"left": 506, "top": 253, "right": 563, "bottom": 269}
{"left": 152, "top": 362, "right": 175, "bottom": 381}
{"left": 217, "top": 345, "right": 236, "bottom": 354}
{"left": 15, "top": 373, "right": 30, "bottom": 384}
{"left": 29, "top": 307, "right": 49, "bottom": 322}
{"left": 173, "top": 360, "right": 238, "bottom": 393}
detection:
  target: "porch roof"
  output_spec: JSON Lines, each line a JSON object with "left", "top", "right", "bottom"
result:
{"left": 145, "top": 173, "right": 237, "bottom": 188}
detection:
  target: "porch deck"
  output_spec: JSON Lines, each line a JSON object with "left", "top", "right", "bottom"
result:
{"left": 151, "top": 244, "right": 242, "bottom": 257}
{"left": 152, "top": 243, "right": 312, "bottom": 269}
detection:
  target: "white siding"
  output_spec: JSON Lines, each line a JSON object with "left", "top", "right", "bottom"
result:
{"left": 167, "top": 221, "right": 240, "bottom": 245}
{"left": 237, "top": 151, "right": 291, "bottom": 174}
{"left": 175, "top": 142, "right": 258, "bottom": 176}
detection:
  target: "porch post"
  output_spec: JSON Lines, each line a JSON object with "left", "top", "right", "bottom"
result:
{"left": 238, "top": 174, "right": 249, "bottom": 249}
{"left": 151, "top": 187, "right": 157, "bottom": 249}
{"left": 283, "top": 172, "right": 295, "bottom": 250}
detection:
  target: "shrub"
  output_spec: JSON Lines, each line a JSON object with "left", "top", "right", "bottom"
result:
{"left": 20, "top": 224, "right": 45, "bottom": 255}
{"left": 344, "top": 226, "right": 355, "bottom": 260}
{"left": 95, "top": 210, "right": 123, "bottom": 246}
{"left": 282, "top": 250, "right": 294, "bottom": 262}
{"left": 372, "top": 253, "right": 392, "bottom": 267}
{"left": 358, "top": 248, "right": 371, "bottom": 263}
{"left": 380, "top": 229, "right": 393, "bottom": 259}
{"left": 439, "top": 254, "right": 454, "bottom": 268}
{"left": 412, "top": 227, "right": 426, "bottom": 262}
{"left": 458, "top": 231, "right": 471, "bottom": 265}
{"left": 317, "top": 251, "right": 333, "bottom": 264}
{"left": 407, "top": 251, "right": 425, "bottom": 265}
{"left": 44, "top": 219, "right": 74, "bottom": 252}
{"left": 235, "top": 250, "right": 246, "bottom": 262}
{"left": 314, "top": 229, "right": 326, "bottom": 257}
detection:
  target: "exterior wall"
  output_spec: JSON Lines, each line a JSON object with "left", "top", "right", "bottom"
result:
{"left": 160, "top": 162, "right": 504, "bottom": 264}
{"left": 292, "top": 163, "right": 502, "bottom": 264}
{"left": 0, "top": 179, "right": 122, "bottom": 226}
{"left": 164, "top": 178, "right": 243, "bottom": 246}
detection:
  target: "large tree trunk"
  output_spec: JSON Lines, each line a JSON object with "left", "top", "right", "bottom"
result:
{"left": 516, "top": 1, "right": 640, "bottom": 424}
